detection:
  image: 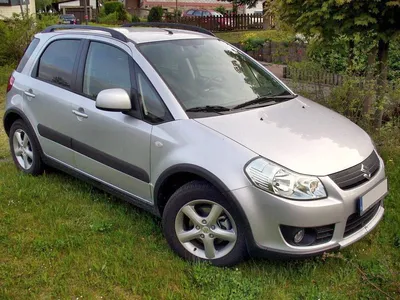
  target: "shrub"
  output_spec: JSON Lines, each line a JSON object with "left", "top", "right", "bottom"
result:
{"left": 104, "top": 1, "right": 123, "bottom": 15}
{"left": 147, "top": 6, "right": 163, "bottom": 22}
{"left": 0, "top": 14, "right": 37, "bottom": 66}
{"left": 131, "top": 14, "right": 140, "bottom": 22}
{"left": 215, "top": 5, "right": 226, "bottom": 14}
{"left": 98, "top": 11, "right": 119, "bottom": 24}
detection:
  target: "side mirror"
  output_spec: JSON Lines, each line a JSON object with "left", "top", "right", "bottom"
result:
{"left": 96, "top": 88, "right": 132, "bottom": 112}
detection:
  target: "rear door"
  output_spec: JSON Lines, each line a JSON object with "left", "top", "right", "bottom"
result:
{"left": 22, "top": 38, "right": 83, "bottom": 166}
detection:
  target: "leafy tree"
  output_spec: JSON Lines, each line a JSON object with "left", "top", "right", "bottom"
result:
{"left": 147, "top": 6, "right": 163, "bottom": 22}
{"left": 215, "top": 5, "right": 226, "bottom": 14}
{"left": 35, "top": 0, "right": 52, "bottom": 12}
{"left": 275, "top": 0, "right": 400, "bottom": 127}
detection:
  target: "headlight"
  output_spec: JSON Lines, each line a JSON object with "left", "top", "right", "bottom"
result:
{"left": 245, "top": 158, "right": 327, "bottom": 200}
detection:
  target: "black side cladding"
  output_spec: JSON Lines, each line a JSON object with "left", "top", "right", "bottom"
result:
{"left": 37, "top": 124, "right": 150, "bottom": 183}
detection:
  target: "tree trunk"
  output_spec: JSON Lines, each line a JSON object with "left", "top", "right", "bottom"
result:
{"left": 374, "top": 39, "right": 389, "bottom": 129}
{"left": 262, "top": 2, "right": 269, "bottom": 30}
{"left": 19, "top": 0, "right": 24, "bottom": 17}
{"left": 363, "top": 45, "right": 377, "bottom": 116}
{"left": 347, "top": 39, "right": 355, "bottom": 73}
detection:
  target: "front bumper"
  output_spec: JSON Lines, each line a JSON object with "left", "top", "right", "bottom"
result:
{"left": 232, "top": 154, "right": 386, "bottom": 257}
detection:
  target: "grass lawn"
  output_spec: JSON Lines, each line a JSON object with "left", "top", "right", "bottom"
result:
{"left": 1, "top": 67, "right": 399, "bottom": 299}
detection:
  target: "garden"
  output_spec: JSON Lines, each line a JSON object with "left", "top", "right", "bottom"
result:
{"left": 0, "top": 1, "right": 400, "bottom": 298}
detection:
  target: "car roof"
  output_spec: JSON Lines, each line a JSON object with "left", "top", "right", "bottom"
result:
{"left": 39, "top": 26, "right": 214, "bottom": 44}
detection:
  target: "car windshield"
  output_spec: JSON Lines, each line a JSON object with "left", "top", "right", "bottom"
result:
{"left": 138, "top": 39, "right": 291, "bottom": 111}
{"left": 211, "top": 11, "right": 223, "bottom": 16}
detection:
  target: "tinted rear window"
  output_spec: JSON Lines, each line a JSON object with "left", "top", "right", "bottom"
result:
{"left": 16, "top": 38, "right": 40, "bottom": 73}
{"left": 37, "top": 39, "right": 81, "bottom": 89}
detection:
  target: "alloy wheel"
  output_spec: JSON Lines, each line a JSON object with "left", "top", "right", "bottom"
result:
{"left": 175, "top": 199, "right": 237, "bottom": 260}
{"left": 13, "top": 129, "right": 34, "bottom": 170}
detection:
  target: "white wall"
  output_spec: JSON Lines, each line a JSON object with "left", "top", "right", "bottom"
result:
{"left": 0, "top": 0, "right": 36, "bottom": 19}
{"left": 59, "top": 0, "right": 97, "bottom": 9}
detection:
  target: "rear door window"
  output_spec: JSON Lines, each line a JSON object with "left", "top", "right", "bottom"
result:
{"left": 37, "top": 39, "right": 81, "bottom": 89}
{"left": 16, "top": 38, "right": 40, "bottom": 73}
{"left": 193, "top": 10, "right": 202, "bottom": 16}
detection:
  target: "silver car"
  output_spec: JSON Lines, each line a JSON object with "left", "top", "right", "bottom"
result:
{"left": 3, "top": 24, "right": 388, "bottom": 266}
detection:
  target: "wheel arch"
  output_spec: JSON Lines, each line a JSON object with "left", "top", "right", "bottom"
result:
{"left": 154, "top": 164, "right": 247, "bottom": 218}
{"left": 3, "top": 108, "right": 44, "bottom": 156}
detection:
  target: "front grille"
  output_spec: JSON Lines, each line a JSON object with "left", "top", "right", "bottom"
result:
{"left": 344, "top": 201, "right": 381, "bottom": 237}
{"left": 329, "top": 151, "right": 380, "bottom": 190}
{"left": 314, "top": 224, "right": 335, "bottom": 245}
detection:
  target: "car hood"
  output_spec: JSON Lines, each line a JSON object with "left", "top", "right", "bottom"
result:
{"left": 195, "top": 96, "right": 374, "bottom": 176}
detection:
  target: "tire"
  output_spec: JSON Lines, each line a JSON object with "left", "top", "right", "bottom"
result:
{"left": 162, "top": 180, "right": 247, "bottom": 266}
{"left": 9, "top": 119, "right": 44, "bottom": 175}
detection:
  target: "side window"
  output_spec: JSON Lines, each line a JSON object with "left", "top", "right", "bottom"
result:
{"left": 203, "top": 11, "right": 211, "bottom": 16}
{"left": 186, "top": 10, "right": 194, "bottom": 15}
{"left": 17, "top": 38, "right": 40, "bottom": 73}
{"left": 193, "top": 10, "right": 202, "bottom": 16}
{"left": 37, "top": 39, "right": 81, "bottom": 89}
{"left": 83, "top": 42, "right": 131, "bottom": 98}
{"left": 137, "top": 69, "right": 172, "bottom": 124}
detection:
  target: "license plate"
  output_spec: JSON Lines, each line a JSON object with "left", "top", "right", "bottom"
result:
{"left": 358, "top": 179, "right": 388, "bottom": 215}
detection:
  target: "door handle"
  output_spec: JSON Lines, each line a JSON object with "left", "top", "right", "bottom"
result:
{"left": 72, "top": 109, "right": 88, "bottom": 118}
{"left": 24, "top": 91, "right": 35, "bottom": 98}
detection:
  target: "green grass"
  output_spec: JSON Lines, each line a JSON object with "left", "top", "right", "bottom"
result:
{"left": 1, "top": 67, "right": 399, "bottom": 299}
{"left": 215, "top": 30, "right": 295, "bottom": 44}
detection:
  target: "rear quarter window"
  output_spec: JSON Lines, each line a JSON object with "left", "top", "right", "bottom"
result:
{"left": 16, "top": 38, "right": 40, "bottom": 73}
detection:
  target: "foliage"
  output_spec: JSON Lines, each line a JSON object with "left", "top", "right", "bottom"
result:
{"left": 103, "top": 1, "right": 123, "bottom": 15}
{"left": 216, "top": 30, "right": 295, "bottom": 44}
{"left": 240, "top": 32, "right": 270, "bottom": 51}
{"left": 35, "top": 0, "right": 52, "bottom": 12}
{"left": 100, "top": 1, "right": 130, "bottom": 23}
{"left": 147, "top": 6, "right": 163, "bottom": 22}
{"left": 215, "top": 5, "right": 226, "bottom": 14}
{"left": 131, "top": 14, "right": 140, "bottom": 23}
{"left": 286, "top": 61, "right": 400, "bottom": 131}
{"left": 0, "top": 13, "right": 58, "bottom": 66}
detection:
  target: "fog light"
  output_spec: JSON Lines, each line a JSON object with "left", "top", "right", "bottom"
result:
{"left": 294, "top": 229, "right": 305, "bottom": 244}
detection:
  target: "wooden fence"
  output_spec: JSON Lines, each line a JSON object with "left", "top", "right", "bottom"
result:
{"left": 283, "top": 67, "right": 344, "bottom": 86}
{"left": 166, "top": 13, "right": 266, "bottom": 32}
{"left": 232, "top": 41, "right": 307, "bottom": 64}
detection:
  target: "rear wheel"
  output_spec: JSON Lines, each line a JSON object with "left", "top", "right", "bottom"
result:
{"left": 9, "top": 120, "right": 44, "bottom": 175}
{"left": 162, "top": 180, "right": 247, "bottom": 266}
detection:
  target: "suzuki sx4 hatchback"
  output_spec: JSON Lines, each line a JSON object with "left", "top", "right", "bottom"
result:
{"left": 3, "top": 24, "right": 388, "bottom": 266}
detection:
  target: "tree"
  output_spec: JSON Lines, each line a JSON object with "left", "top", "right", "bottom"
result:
{"left": 35, "top": 0, "right": 53, "bottom": 12}
{"left": 275, "top": 0, "right": 400, "bottom": 128}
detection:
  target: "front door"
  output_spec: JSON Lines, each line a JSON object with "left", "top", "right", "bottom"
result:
{"left": 68, "top": 40, "right": 152, "bottom": 201}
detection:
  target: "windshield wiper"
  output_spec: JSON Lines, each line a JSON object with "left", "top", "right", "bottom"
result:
{"left": 233, "top": 94, "right": 298, "bottom": 110}
{"left": 186, "top": 105, "right": 231, "bottom": 113}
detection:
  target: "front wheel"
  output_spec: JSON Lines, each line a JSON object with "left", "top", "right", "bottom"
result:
{"left": 162, "top": 180, "right": 247, "bottom": 266}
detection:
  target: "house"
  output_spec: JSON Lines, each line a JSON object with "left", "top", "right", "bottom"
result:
{"left": 125, "top": 0, "right": 232, "bottom": 16}
{"left": 57, "top": 0, "right": 98, "bottom": 11}
{"left": 0, "top": 0, "right": 36, "bottom": 19}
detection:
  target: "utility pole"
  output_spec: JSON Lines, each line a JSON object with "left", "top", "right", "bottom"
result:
{"left": 175, "top": 0, "right": 178, "bottom": 22}
{"left": 84, "top": 0, "right": 88, "bottom": 25}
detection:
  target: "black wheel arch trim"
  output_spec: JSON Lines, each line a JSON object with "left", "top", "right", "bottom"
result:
{"left": 154, "top": 163, "right": 256, "bottom": 251}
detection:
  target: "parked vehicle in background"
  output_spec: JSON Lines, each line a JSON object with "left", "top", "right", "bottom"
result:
{"left": 59, "top": 14, "right": 77, "bottom": 24}
{"left": 182, "top": 9, "right": 232, "bottom": 29}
